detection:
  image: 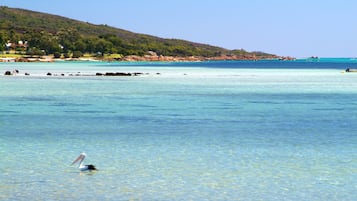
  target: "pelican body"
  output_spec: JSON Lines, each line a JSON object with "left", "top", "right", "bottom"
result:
{"left": 71, "top": 152, "right": 97, "bottom": 171}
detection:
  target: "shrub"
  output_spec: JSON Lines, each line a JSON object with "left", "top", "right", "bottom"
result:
{"left": 72, "top": 51, "right": 83, "bottom": 58}
{"left": 53, "top": 52, "right": 61, "bottom": 58}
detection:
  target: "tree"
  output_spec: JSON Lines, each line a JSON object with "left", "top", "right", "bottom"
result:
{"left": 9, "top": 30, "right": 20, "bottom": 43}
{"left": 57, "top": 29, "right": 81, "bottom": 52}
{"left": 74, "top": 39, "right": 87, "bottom": 52}
{"left": 24, "top": 31, "right": 60, "bottom": 54}
{"left": 94, "top": 38, "right": 113, "bottom": 56}
{"left": 72, "top": 51, "right": 83, "bottom": 58}
{"left": 83, "top": 37, "right": 97, "bottom": 53}
{"left": 53, "top": 52, "right": 61, "bottom": 58}
{"left": 0, "top": 31, "right": 8, "bottom": 51}
{"left": 27, "top": 47, "right": 44, "bottom": 56}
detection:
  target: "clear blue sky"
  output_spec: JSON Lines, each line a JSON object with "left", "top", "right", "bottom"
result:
{"left": 2, "top": 0, "right": 357, "bottom": 57}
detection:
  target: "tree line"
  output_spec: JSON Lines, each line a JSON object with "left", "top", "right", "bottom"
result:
{"left": 0, "top": 28, "right": 225, "bottom": 58}
{"left": 0, "top": 6, "right": 275, "bottom": 59}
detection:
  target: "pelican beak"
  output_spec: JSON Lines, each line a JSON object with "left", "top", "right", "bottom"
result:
{"left": 71, "top": 154, "right": 84, "bottom": 165}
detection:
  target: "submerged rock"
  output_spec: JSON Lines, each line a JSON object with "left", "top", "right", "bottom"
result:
{"left": 346, "top": 68, "right": 357, "bottom": 72}
{"left": 105, "top": 72, "right": 132, "bottom": 76}
{"left": 133, "top": 72, "right": 143, "bottom": 76}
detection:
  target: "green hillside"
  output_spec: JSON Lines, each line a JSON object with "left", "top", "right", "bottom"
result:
{"left": 0, "top": 6, "right": 276, "bottom": 59}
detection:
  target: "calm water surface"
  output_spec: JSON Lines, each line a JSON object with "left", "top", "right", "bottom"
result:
{"left": 1, "top": 61, "right": 356, "bottom": 200}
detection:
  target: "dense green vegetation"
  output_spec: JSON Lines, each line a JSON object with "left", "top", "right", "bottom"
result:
{"left": 0, "top": 6, "right": 275, "bottom": 58}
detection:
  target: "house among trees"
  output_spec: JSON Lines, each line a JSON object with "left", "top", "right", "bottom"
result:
{"left": 5, "top": 40, "right": 28, "bottom": 52}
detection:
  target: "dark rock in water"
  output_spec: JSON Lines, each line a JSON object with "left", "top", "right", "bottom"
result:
{"left": 61, "top": 74, "right": 65, "bottom": 76}
{"left": 133, "top": 72, "right": 143, "bottom": 76}
{"left": 96, "top": 73, "right": 103, "bottom": 76}
{"left": 116, "top": 72, "right": 131, "bottom": 76}
{"left": 4, "top": 71, "right": 12, "bottom": 75}
{"left": 47, "top": 72, "right": 52, "bottom": 76}
{"left": 346, "top": 68, "right": 357, "bottom": 72}
{"left": 105, "top": 72, "right": 115, "bottom": 76}
{"left": 25, "top": 73, "right": 30, "bottom": 76}
{"left": 105, "top": 72, "right": 132, "bottom": 76}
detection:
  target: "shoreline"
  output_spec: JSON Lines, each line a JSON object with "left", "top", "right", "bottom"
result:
{"left": 0, "top": 54, "right": 293, "bottom": 63}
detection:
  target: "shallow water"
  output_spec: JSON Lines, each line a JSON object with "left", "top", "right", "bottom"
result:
{"left": 1, "top": 61, "right": 356, "bottom": 200}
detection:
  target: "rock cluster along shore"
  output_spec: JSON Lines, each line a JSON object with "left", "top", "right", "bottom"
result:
{"left": 96, "top": 72, "right": 143, "bottom": 76}
{"left": 3, "top": 69, "right": 149, "bottom": 77}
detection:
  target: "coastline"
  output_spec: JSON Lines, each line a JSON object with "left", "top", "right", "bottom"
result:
{"left": 0, "top": 54, "right": 293, "bottom": 63}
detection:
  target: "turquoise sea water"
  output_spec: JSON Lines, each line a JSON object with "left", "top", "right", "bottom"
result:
{"left": 1, "top": 60, "right": 357, "bottom": 200}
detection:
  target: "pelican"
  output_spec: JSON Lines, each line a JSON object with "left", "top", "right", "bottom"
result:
{"left": 71, "top": 152, "right": 97, "bottom": 171}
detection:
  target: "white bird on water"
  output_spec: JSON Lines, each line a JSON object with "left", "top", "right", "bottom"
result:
{"left": 71, "top": 152, "right": 97, "bottom": 171}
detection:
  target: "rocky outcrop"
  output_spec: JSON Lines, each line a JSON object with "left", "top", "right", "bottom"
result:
{"left": 2, "top": 70, "right": 146, "bottom": 77}
{"left": 104, "top": 72, "right": 132, "bottom": 76}
{"left": 98, "top": 72, "right": 143, "bottom": 76}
